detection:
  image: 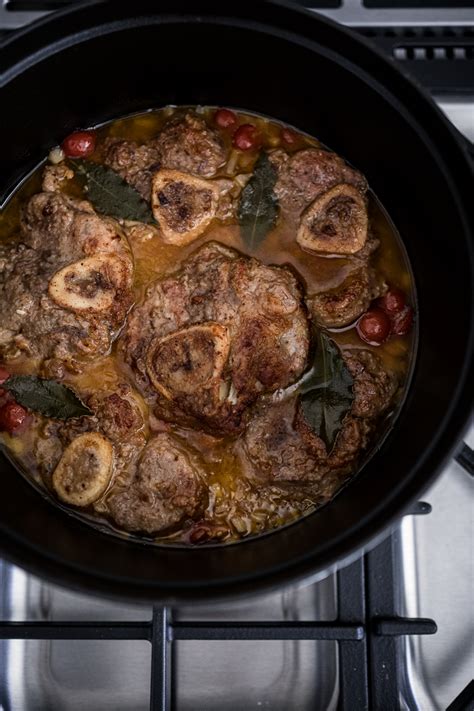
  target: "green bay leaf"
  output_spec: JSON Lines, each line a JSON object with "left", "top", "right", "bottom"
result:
{"left": 299, "top": 332, "right": 354, "bottom": 451}
{"left": 71, "top": 159, "right": 156, "bottom": 224}
{"left": 3, "top": 376, "right": 93, "bottom": 420}
{"left": 238, "top": 152, "right": 279, "bottom": 250}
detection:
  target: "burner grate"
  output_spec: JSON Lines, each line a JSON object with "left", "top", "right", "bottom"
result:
{"left": 1, "top": 447, "right": 473, "bottom": 709}
{"left": 0, "top": 504, "right": 440, "bottom": 711}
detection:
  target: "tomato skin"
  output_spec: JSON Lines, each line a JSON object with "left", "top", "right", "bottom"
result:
{"left": 357, "top": 308, "right": 391, "bottom": 345}
{"left": 188, "top": 521, "right": 228, "bottom": 544}
{"left": 189, "top": 526, "right": 210, "bottom": 544}
{"left": 233, "top": 124, "right": 260, "bottom": 151}
{"left": 0, "top": 401, "right": 28, "bottom": 434}
{"left": 281, "top": 128, "right": 297, "bottom": 145}
{"left": 391, "top": 306, "right": 414, "bottom": 336}
{"left": 215, "top": 108, "right": 237, "bottom": 129}
{"left": 377, "top": 288, "right": 406, "bottom": 315}
{"left": 61, "top": 130, "right": 96, "bottom": 158}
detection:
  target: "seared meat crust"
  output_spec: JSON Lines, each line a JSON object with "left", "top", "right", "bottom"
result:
{"left": 42, "top": 163, "right": 74, "bottom": 193}
{"left": 308, "top": 265, "right": 386, "bottom": 328}
{"left": 0, "top": 192, "right": 133, "bottom": 375}
{"left": 121, "top": 242, "right": 310, "bottom": 433}
{"left": 242, "top": 348, "right": 398, "bottom": 501}
{"left": 270, "top": 148, "right": 367, "bottom": 213}
{"left": 344, "top": 349, "right": 398, "bottom": 419}
{"left": 154, "top": 112, "right": 226, "bottom": 177}
{"left": 106, "top": 433, "right": 206, "bottom": 534}
{"left": 103, "top": 138, "right": 161, "bottom": 200}
{"left": 103, "top": 113, "right": 227, "bottom": 202}
{"left": 270, "top": 147, "right": 369, "bottom": 257}
{"left": 35, "top": 385, "right": 146, "bottom": 492}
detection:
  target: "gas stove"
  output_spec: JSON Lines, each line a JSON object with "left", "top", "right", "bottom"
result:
{"left": 1, "top": 3, "right": 473, "bottom": 710}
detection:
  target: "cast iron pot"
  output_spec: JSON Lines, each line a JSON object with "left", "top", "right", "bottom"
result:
{"left": 1, "top": 0, "right": 473, "bottom": 604}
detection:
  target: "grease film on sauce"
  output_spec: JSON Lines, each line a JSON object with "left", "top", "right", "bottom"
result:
{"left": 0, "top": 106, "right": 415, "bottom": 545}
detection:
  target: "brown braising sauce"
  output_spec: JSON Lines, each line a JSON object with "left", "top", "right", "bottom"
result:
{"left": 0, "top": 107, "right": 415, "bottom": 545}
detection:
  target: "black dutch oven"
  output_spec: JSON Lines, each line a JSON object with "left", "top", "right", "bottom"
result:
{"left": 1, "top": 0, "right": 473, "bottom": 603}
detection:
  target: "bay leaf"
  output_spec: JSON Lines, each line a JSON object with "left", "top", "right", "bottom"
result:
{"left": 3, "top": 376, "right": 93, "bottom": 420}
{"left": 71, "top": 159, "right": 155, "bottom": 223}
{"left": 299, "top": 331, "right": 354, "bottom": 451}
{"left": 238, "top": 152, "right": 279, "bottom": 250}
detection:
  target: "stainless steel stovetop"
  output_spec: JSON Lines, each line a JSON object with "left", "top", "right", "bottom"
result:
{"left": 0, "top": 3, "right": 473, "bottom": 710}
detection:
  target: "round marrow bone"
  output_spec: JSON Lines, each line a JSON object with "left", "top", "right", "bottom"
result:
{"left": 297, "top": 183, "right": 368, "bottom": 255}
{"left": 151, "top": 169, "right": 220, "bottom": 245}
{"left": 52, "top": 432, "right": 114, "bottom": 506}
{"left": 146, "top": 322, "right": 230, "bottom": 401}
{"left": 48, "top": 255, "right": 130, "bottom": 313}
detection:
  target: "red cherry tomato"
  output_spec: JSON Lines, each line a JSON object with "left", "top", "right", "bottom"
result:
{"left": 215, "top": 108, "right": 237, "bottom": 129}
{"left": 233, "top": 124, "right": 260, "bottom": 151}
{"left": 281, "top": 128, "right": 297, "bottom": 145}
{"left": 391, "top": 306, "right": 414, "bottom": 336}
{"left": 377, "top": 288, "right": 406, "bottom": 315}
{"left": 0, "top": 401, "right": 28, "bottom": 434}
{"left": 61, "top": 130, "right": 96, "bottom": 158}
{"left": 189, "top": 526, "right": 210, "bottom": 544}
{"left": 188, "top": 521, "right": 228, "bottom": 544}
{"left": 357, "top": 308, "right": 391, "bottom": 345}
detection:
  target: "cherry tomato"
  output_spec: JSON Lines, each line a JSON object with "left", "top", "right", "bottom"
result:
{"left": 189, "top": 526, "right": 210, "bottom": 544}
{"left": 357, "top": 308, "right": 391, "bottom": 345}
{"left": 391, "top": 306, "right": 414, "bottom": 336}
{"left": 0, "top": 366, "right": 10, "bottom": 397}
{"left": 215, "top": 108, "right": 237, "bottom": 129}
{"left": 281, "top": 128, "right": 297, "bottom": 145}
{"left": 189, "top": 522, "right": 228, "bottom": 544}
{"left": 377, "top": 287, "right": 406, "bottom": 315}
{"left": 61, "top": 130, "right": 96, "bottom": 158}
{"left": 0, "top": 401, "right": 28, "bottom": 434}
{"left": 233, "top": 124, "right": 260, "bottom": 151}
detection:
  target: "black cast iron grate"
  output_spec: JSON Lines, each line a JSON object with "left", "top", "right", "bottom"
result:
{"left": 1, "top": 443, "right": 474, "bottom": 709}
{"left": 0, "top": 500, "right": 462, "bottom": 711}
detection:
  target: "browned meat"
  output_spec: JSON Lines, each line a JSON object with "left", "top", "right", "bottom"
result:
{"left": 106, "top": 433, "right": 206, "bottom": 534}
{"left": 103, "top": 138, "right": 161, "bottom": 200}
{"left": 103, "top": 113, "right": 226, "bottom": 202}
{"left": 120, "top": 241, "right": 310, "bottom": 434}
{"left": 325, "top": 415, "right": 372, "bottom": 472}
{"left": 35, "top": 386, "right": 204, "bottom": 530}
{"left": 20, "top": 191, "right": 126, "bottom": 257}
{"left": 308, "top": 265, "right": 386, "bottom": 328}
{"left": 0, "top": 192, "right": 133, "bottom": 374}
{"left": 241, "top": 348, "right": 397, "bottom": 499}
{"left": 344, "top": 349, "right": 398, "bottom": 419}
{"left": 86, "top": 390, "right": 145, "bottom": 442}
{"left": 42, "top": 163, "right": 74, "bottom": 192}
{"left": 35, "top": 385, "right": 146, "bottom": 494}
{"left": 270, "top": 148, "right": 367, "bottom": 213}
{"left": 242, "top": 398, "right": 328, "bottom": 486}
{"left": 153, "top": 112, "right": 226, "bottom": 177}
